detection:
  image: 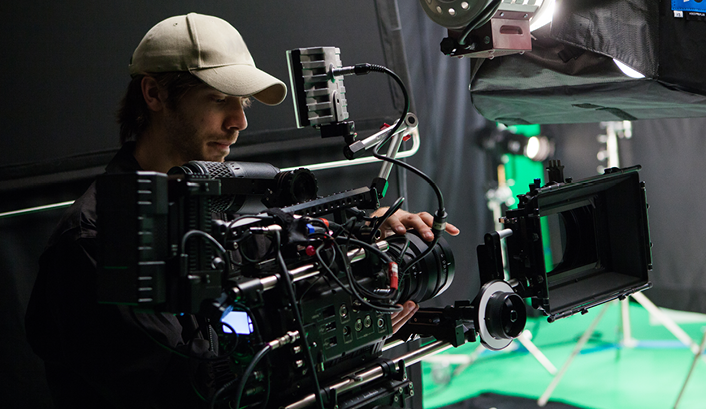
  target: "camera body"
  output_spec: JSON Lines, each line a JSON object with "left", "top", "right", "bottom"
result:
{"left": 96, "top": 163, "right": 456, "bottom": 408}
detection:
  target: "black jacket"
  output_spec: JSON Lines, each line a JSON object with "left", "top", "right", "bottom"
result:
{"left": 25, "top": 143, "right": 221, "bottom": 409}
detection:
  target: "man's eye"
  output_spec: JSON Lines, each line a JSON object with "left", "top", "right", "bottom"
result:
{"left": 215, "top": 98, "right": 226, "bottom": 103}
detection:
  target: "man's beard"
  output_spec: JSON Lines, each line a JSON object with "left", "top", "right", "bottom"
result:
{"left": 163, "top": 108, "right": 210, "bottom": 163}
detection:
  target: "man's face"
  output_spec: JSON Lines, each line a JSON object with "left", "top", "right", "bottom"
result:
{"left": 162, "top": 85, "right": 249, "bottom": 163}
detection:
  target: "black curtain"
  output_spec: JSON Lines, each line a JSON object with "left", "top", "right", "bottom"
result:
{"left": 397, "top": 3, "right": 493, "bottom": 308}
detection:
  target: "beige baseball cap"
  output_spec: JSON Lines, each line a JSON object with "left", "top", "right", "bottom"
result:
{"left": 129, "top": 13, "right": 287, "bottom": 105}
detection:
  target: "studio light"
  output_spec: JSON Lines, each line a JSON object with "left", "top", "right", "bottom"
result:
{"left": 478, "top": 124, "right": 554, "bottom": 162}
{"left": 529, "top": 0, "right": 555, "bottom": 32}
{"left": 420, "top": 0, "right": 555, "bottom": 58}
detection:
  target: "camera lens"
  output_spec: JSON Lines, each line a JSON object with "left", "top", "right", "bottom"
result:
{"left": 385, "top": 232, "right": 455, "bottom": 304}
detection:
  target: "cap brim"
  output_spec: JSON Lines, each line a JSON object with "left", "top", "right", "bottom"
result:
{"left": 192, "top": 65, "right": 287, "bottom": 105}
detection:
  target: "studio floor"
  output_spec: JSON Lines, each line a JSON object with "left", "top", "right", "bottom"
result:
{"left": 420, "top": 299, "right": 706, "bottom": 409}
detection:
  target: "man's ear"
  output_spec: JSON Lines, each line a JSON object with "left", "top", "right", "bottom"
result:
{"left": 141, "top": 76, "right": 166, "bottom": 112}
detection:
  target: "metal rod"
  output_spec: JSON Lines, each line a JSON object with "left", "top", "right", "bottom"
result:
{"left": 281, "top": 127, "right": 420, "bottom": 173}
{"left": 284, "top": 340, "right": 454, "bottom": 409}
{"left": 377, "top": 130, "right": 405, "bottom": 182}
{"left": 235, "top": 240, "right": 390, "bottom": 296}
{"left": 381, "top": 339, "right": 405, "bottom": 352}
{"left": 0, "top": 200, "right": 74, "bottom": 219}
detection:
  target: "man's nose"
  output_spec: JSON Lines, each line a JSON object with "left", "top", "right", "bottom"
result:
{"left": 225, "top": 104, "right": 248, "bottom": 131}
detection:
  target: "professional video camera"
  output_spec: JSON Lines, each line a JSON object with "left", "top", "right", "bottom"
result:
{"left": 95, "top": 160, "right": 652, "bottom": 408}
{"left": 94, "top": 48, "right": 652, "bottom": 408}
{"left": 95, "top": 158, "right": 459, "bottom": 408}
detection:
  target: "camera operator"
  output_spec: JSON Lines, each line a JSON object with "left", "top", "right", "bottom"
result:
{"left": 24, "top": 12, "right": 458, "bottom": 409}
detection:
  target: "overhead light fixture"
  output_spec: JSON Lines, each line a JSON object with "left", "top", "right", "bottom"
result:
{"left": 420, "top": 0, "right": 554, "bottom": 58}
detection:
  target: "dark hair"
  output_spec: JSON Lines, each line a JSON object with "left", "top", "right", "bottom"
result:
{"left": 117, "top": 72, "right": 204, "bottom": 144}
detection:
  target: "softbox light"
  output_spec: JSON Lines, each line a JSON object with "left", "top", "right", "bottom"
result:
{"left": 469, "top": 0, "right": 706, "bottom": 125}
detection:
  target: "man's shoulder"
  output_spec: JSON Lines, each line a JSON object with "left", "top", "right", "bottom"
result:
{"left": 44, "top": 143, "right": 141, "bottom": 251}
{"left": 46, "top": 182, "right": 98, "bottom": 248}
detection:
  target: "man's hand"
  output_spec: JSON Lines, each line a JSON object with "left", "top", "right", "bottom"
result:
{"left": 391, "top": 300, "right": 419, "bottom": 334}
{"left": 371, "top": 208, "right": 460, "bottom": 242}
{"left": 373, "top": 207, "right": 459, "bottom": 333}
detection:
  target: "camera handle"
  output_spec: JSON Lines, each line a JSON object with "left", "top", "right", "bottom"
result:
{"left": 344, "top": 112, "right": 418, "bottom": 199}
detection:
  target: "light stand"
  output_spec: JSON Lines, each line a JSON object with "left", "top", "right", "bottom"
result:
{"left": 536, "top": 293, "right": 706, "bottom": 407}
{"left": 674, "top": 328, "right": 706, "bottom": 408}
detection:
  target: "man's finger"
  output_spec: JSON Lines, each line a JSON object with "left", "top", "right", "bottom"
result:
{"left": 445, "top": 222, "right": 461, "bottom": 236}
{"left": 399, "top": 212, "right": 433, "bottom": 241}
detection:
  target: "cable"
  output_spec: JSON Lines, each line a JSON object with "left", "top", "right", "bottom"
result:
{"left": 181, "top": 229, "right": 227, "bottom": 257}
{"left": 211, "top": 343, "right": 272, "bottom": 409}
{"left": 334, "top": 236, "right": 399, "bottom": 301}
{"left": 333, "top": 64, "right": 449, "bottom": 273}
{"left": 370, "top": 65, "right": 444, "bottom": 212}
{"left": 209, "top": 303, "right": 272, "bottom": 408}
{"left": 327, "top": 240, "right": 402, "bottom": 313}
{"left": 457, "top": 0, "right": 502, "bottom": 46}
{"left": 273, "top": 231, "right": 326, "bottom": 409}
{"left": 395, "top": 236, "right": 411, "bottom": 264}
{"left": 402, "top": 235, "right": 441, "bottom": 276}
{"left": 332, "top": 63, "right": 445, "bottom": 217}
{"left": 370, "top": 197, "right": 405, "bottom": 240}
{"left": 315, "top": 242, "right": 401, "bottom": 314}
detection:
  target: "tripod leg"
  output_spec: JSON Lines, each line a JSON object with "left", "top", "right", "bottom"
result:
{"left": 631, "top": 292, "right": 702, "bottom": 359}
{"left": 621, "top": 298, "right": 637, "bottom": 347}
{"left": 537, "top": 302, "right": 612, "bottom": 407}
{"left": 516, "top": 330, "right": 557, "bottom": 375}
{"left": 450, "top": 344, "right": 486, "bottom": 377}
{"left": 673, "top": 329, "right": 706, "bottom": 409}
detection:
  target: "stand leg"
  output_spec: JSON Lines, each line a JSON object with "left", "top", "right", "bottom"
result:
{"left": 516, "top": 330, "right": 557, "bottom": 375}
{"left": 631, "top": 292, "right": 703, "bottom": 361}
{"left": 538, "top": 302, "right": 612, "bottom": 407}
{"left": 427, "top": 331, "right": 557, "bottom": 379}
{"left": 673, "top": 329, "right": 706, "bottom": 409}
{"left": 450, "top": 344, "right": 486, "bottom": 377}
{"left": 621, "top": 298, "right": 637, "bottom": 348}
